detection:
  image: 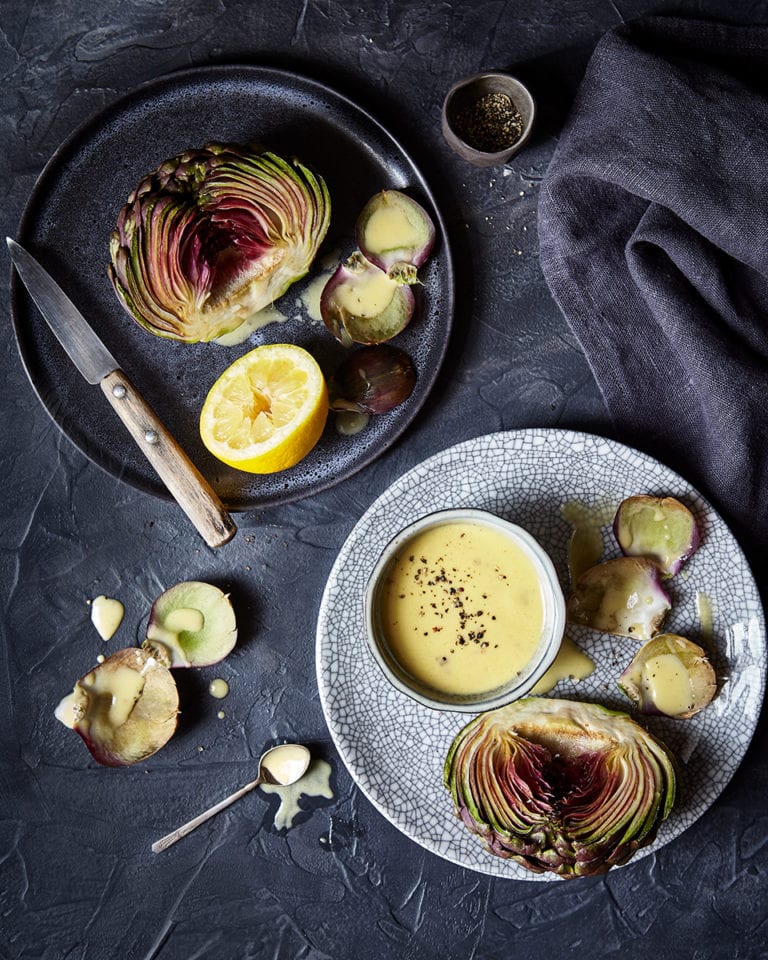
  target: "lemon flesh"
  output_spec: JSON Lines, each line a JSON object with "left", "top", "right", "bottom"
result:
{"left": 200, "top": 344, "right": 328, "bottom": 474}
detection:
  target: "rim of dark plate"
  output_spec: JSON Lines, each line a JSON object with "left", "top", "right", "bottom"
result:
{"left": 9, "top": 63, "right": 455, "bottom": 512}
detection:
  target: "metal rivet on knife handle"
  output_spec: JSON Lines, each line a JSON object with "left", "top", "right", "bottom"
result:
{"left": 100, "top": 369, "right": 237, "bottom": 548}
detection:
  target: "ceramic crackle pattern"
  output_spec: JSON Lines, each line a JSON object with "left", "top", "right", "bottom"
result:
{"left": 316, "top": 429, "right": 766, "bottom": 880}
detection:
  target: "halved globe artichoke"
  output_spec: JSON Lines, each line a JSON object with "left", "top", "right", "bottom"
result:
{"left": 444, "top": 698, "right": 676, "bottom": 878}
{"left": 109, "top": 143, "right": 331, "bottom": 342}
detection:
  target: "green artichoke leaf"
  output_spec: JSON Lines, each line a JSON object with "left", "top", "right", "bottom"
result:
{"left": 108, "top": 143, "right": 331, "bottom": 343}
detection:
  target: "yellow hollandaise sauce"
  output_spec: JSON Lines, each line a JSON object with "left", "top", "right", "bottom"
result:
{"left": 530, "top": 636, "right": 595, "bottom": 695}
{"left": 378, "top": 521, "right": 546, "bottom": 697}
{"left": 334, "top": 268, "right": 397, "bottom": 317}
{"left": 260, "top": 758, "right": 334, "bottom": 830}
{"left": 90, "top": 595, "right": 125, "bottom": 641}
{"left": 55, "top": 662, "right": 145, "bottom": 737}
{"left": 364, "top": 202, "right": 424, "bottom": 254}
{"left": 641, "top": 653, "right": 695, "bottom": 716}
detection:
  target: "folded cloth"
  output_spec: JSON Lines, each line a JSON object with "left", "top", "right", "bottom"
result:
{"left": 538, "top": 16, "right": 768, "bottom": 567}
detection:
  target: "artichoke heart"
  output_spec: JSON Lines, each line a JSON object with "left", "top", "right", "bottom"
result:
{"left": 108, "top": 143, "right": 331, "bottom": 343}
{"left": 444, "top": 698, "right": 676, "bottom": 878}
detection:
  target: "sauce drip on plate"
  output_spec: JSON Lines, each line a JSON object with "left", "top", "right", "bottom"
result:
{"left": 530, "top": 636, "right": 595, "bottom": 694}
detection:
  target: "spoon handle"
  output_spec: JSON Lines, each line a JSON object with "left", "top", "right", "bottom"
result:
{"left": 151, "top": 777, "right": 262, "bottom": 853}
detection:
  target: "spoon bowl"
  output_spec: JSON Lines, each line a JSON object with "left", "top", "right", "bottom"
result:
{"left": 259, "top": 743, "right": 312, "bottom": 785}
{"left": 151, "top": 742, "right": 311, "bottom": 853}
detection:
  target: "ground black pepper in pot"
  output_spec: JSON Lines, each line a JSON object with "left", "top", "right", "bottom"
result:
{"left": 453, "top": 92, "right": 524, "bottom": 153}
{"left": 442, "top": 72, "right": 535, "bottom": 167}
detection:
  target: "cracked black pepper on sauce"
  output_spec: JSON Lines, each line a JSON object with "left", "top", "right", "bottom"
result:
{"left": 379, "top": 521, "right": 545, "bottom": 696}
{"left": 453, "top": 92, "right": 524, "bottom": 153}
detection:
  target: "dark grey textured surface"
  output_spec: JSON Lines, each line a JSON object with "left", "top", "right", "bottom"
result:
{"left": 2, "top": 2, "right": 767, "bottom": 958}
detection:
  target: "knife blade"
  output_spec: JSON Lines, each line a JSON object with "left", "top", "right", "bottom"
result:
{"left": 8, "top": 238, "right": 237, "bottom": 548}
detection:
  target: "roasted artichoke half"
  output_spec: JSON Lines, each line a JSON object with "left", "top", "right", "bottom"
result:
{"left": 109, "top": 143, "right": 330, "bottom": 343}
{"left": 444, "top": 697, "right": 676, "bottom": 878}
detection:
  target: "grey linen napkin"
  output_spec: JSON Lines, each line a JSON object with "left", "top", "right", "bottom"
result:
{"left": 538, "top": 16, "right": 768, "bottom": 565}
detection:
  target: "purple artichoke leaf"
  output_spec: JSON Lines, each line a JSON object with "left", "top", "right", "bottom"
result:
{"left": 329, "top": 345, "right": 417, "bottom": 415}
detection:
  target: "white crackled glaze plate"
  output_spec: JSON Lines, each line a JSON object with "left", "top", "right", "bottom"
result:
{"left": 316, "top": 429, "right": 766, "bottom": 879}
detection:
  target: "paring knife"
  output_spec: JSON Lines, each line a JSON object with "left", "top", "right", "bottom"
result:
{"left": 7, "top": 238, "right": 237, "bottom": 548}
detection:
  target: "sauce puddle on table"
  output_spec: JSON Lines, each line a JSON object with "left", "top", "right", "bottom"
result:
{"left": 208, "top": 678, "right": 229, "bottom": 699}
{"left": 89, "top": 595, "right": 125, "bottom": 641}
{"left": 260, "top": 758, "right": 333, "bottom": 830}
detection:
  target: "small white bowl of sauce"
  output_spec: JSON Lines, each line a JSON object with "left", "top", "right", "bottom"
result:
{"left": 364, "top": 509, "right": 565, "bottom": 712}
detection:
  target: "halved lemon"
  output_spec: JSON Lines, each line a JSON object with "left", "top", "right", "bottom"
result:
{"left": 200, "top": 343, "right": 329, "bottom": 474}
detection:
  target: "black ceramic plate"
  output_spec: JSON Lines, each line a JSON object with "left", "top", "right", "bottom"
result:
{"left": 11, "top": 65, "right": 454, "bottom": 511}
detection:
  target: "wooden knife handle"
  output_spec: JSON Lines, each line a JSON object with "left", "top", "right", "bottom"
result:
{"left": 101, "top": 369, "right": 237, "bottom": 548}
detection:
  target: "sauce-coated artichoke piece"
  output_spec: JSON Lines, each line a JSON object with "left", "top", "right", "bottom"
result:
{"left": 444, "top": 698, "right": 676, "bottom": 878}
{"left": 143, "top": 581, "right": 237, "bottom": 668}
{"left": 567, "top": 556, "right": 671, "bottom": 640}
{"left": 614, "top": 495, "right": 700, "bottom": 576}
{"left": 320, "top": 252, "right": 415, "bottom": 346}
{"left": 618, "top": 633, "right": 717, "bottom": 718}
{"left": 55, "top": 648, "right": 179, "bottom": 767}
{"left": 355, "top": 189, "right": 435, "bottom": 283}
